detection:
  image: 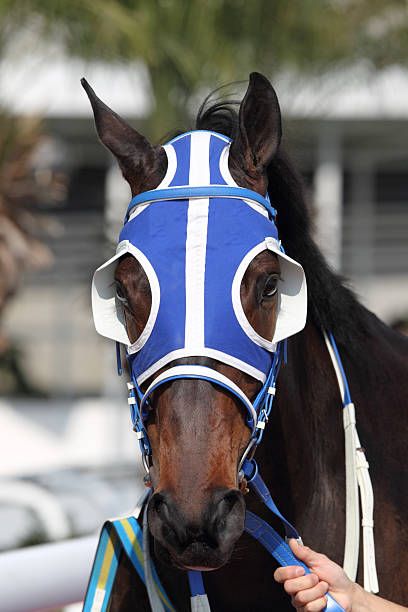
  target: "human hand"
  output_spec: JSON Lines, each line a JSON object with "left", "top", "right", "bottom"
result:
{"left": 274, "top": 539, "right": 355, "bottom": 611}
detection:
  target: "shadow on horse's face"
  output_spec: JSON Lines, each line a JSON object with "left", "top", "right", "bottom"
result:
{"left": 115, "top": 250, "right": 280, "bottom": 570}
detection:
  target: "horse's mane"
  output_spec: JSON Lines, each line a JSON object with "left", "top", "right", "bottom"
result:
{"left": 193, "top": 92, "right": 402, "bottom": 358}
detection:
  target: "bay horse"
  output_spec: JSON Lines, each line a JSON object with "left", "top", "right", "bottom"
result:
{"left": 83, "top": 73, "right": 408, "bottom": 611}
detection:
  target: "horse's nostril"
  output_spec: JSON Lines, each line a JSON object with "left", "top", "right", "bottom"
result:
{"left": 151, "top": 493, "right": 167, "bottom": 517}
{"left": 208, "top": 489, "right": 244, "bottom": 540}
{"left": 222, "top": 490, "right": 242, "bottom": 512}
{"left": 150, "top": 492, "right": 188, "bottom": 551}
{"left": 213, "top": 490, "right": 241, "bottom": 518}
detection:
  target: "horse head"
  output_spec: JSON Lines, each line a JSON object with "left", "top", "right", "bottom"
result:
{"left": 84, "top": 73, "right": 306, "bottom": 571}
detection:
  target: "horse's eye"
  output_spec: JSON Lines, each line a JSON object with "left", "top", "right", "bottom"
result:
{"left": 115, "top": 281, "right": 128, "bottom": 305}
{"left": 261, "top": 275, "right": 279, "bottom": 301}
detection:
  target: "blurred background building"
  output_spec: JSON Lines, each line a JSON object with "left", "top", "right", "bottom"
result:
{"left": 0, "top": 2, "right": 407, "bottom": 609}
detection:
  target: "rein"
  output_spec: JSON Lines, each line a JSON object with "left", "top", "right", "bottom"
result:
{"left": 323, "top": 332, "right": 378, "bottom": 593}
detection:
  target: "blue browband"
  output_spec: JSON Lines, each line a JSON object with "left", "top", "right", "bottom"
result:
{"left": 125, "top": 185, "right": 277, "bottom": 223}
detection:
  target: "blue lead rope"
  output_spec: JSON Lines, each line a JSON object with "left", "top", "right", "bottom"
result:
{"left": 239, "top": 460, "right": 345, "bottom": 611}
{"left": 244, "top": 511, "right": 344, "bottom": 612}
{"left": 83, "top": 504, "right": 345, "bottom": 612}
{"left": 242, "top": 459, "right": 301, "bottom": 540}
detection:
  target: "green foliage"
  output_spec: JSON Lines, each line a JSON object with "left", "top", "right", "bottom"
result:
{"left": 1, "top": 0, "right": 408, "bottom": 138}
{"left": 0, "top": 344, "right": 47, "bottom": 397}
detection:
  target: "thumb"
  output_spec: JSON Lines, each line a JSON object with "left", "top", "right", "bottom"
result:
{"left": 289, "top": 539, "right": 322, "bottom": 568}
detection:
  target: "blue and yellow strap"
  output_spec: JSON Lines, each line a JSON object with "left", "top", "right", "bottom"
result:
{"left": 82, "top": 516, "right": 176, "bottom": 612}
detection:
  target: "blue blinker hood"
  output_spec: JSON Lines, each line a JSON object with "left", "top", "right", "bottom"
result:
{"left": 92, "top": 130, "right": 307, "bottom": 388}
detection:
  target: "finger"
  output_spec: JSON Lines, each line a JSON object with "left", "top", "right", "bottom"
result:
{"left": 292, "top": 580, "right": 329, "bottom": 608}
{"left": 302, "top": 596, "right": 328, "bottom": 612}
{"left": 290, "top": 597, "right": 328, "bottom": 612}
{"left": 283, "top": 573, "right": 319, "bottom": 596}
{"left": 274, "top": 565, "right": 305, "bottom": 583}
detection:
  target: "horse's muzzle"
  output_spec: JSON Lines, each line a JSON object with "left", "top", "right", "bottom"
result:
{"left": 148, "top": 487, "right": 246, "bottom": 570}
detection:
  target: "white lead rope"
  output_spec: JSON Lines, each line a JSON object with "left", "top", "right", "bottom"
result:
{"left": 323, "top": 331, "right": 379, "bottom": 593}
{"left": 342, "top": 401, "right": 360, "bottom": 584}
{"left": 355, "top": 429, "right": 379, "bottom": 593}
{"left": 190, "top": 594, "right": 211, "bottom": 612}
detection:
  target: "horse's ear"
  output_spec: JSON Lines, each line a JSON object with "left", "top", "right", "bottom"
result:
{"left": 81, "top": 78, "right": 164, "bottom": 194}
{"left": 230, "top": 72, "right": 281, "bottom": 180}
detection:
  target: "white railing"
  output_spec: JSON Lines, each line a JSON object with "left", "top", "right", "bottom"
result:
{"left": 0, "top": 480, "right": 70, "bottom": 541}
{"left": 0, "top": 536, "right": 98, "bottom": 612}
{"left": 0, "top": 397, "right": 145, "bottom": 610}
{"left": 0, "top": 397, "right": 139, "bottom": 478}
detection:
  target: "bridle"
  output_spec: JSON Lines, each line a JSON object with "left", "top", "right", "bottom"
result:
{"left": 117, "top": 329, "right": 377, "bottom": 612}
{"left": 107, "top": 145, "right": 302, "bottom": 478}
{"left": 87, "top": 130, "right": 377, "bottom": 612}
{"left": 123, "top": 323, "right": 285, "bottom": 478}
{"left": 114, "top": 182, "right": 323, "bottom": 609}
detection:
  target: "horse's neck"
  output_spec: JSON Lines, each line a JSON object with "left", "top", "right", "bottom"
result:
{"left": 258, "top": 314, "right": 408, "bottom": 560}
{"left": 257, "top": 322, "right": 348, "bottom": 556}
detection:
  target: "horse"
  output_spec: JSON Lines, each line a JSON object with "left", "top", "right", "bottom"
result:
{"left": 82, "top": 73, "right": 408, "bottom": 611}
